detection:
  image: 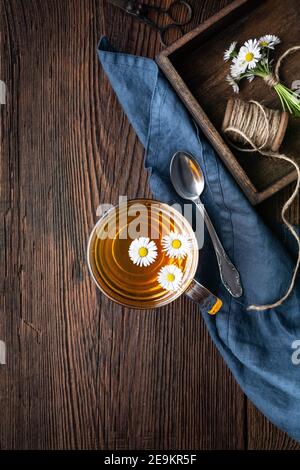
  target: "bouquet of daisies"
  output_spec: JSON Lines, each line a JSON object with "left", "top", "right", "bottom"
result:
{"left": 224, "top": 35, "right": 300, "bottom": 117}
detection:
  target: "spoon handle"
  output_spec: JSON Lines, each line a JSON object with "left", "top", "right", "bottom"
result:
{"left": 195, "top": 200, "right": 243, "bottom": 298}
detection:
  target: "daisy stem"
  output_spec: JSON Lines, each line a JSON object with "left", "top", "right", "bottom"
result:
{"left": 274, "top": 84, "right": 300, "bottom": 117}
{"left": 253, "top": 71, "right": 300, "bottom": 117}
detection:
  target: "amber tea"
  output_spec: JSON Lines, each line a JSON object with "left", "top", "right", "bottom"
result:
{"left": 87, "top": 199, "right": 199, "bottom": 309}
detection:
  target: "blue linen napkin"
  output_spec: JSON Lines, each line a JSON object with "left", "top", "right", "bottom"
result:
{"left": 97, "top": 37, "right": 300, "bottom": 443}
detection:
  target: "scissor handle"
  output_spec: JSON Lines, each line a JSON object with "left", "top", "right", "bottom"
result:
{"left": 159, "top": 23, "right": 184, "bottom": 47}
{"left": 163, "top": 0, "right": 192, "bottom": 26}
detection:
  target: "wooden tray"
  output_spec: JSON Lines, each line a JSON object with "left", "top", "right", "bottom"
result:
{"left": 156, "top": 0, "right": 300, "bottom": 205}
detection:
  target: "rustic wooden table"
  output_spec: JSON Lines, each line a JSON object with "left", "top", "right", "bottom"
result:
{"left": 1, "top": 0, "right": 299, "bottom": 450}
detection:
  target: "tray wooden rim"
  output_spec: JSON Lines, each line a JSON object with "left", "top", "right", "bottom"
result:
{"left": 155, "top": 0, "right": 297, "bottom": 205}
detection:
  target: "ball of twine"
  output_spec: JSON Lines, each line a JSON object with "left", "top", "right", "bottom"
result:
{"left": 223, "top": 98, "right": 287, "bottom": 152}
{"left": 222, "top": 98, "right": 300, "bottom": 312}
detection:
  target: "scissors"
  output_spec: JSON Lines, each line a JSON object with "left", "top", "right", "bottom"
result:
{"left": 108, "top": 0, "right": 193, "bottom": 47}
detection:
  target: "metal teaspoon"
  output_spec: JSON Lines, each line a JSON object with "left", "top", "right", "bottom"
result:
{"left": 170, "top": 151, "right": 243, "bottom": 298}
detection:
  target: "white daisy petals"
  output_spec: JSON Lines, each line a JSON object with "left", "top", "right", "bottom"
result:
{"left": 224, "top": 35, "right": 285, "bottom": 103}
{"left": 224, "top": 41, "right": 237, "bottom": 62}
{"left": 238, "top": 39, "right": 261, "bottom": 70}
{"left": 158, "top": 265, "right": 183, "bottom": 292}
{"left": 161, "top": 231, "right": 192, "bottom": 259}
{"left": 230, "top": 57, "right": 247, "bottom": 77}
{"left": 259, "top": 34, "right": 280, "bottom": 49}
{"left": 129, "top": 237, "right": 157, "bottom": 267}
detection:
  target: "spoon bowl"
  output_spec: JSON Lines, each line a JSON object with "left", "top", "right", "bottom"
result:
{"left": 170, "top": 151, "right": 205, "bottom": 200}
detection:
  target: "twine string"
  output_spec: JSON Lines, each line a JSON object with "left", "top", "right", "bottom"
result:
{"left": 264, "top": 74, "right": 279, "bottom": 87}
{"left": 223, "top": 99, "right": 300, "bottom": 311}
{"left": 264, "top": 45, "right": 300, "bottom": 89}
{"left": 275, "top": 46, "right": 300, "bottom": 81}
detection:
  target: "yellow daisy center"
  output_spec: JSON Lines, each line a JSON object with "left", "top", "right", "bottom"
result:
{"left": 245, "top": 52, "right": 254, "bottom": 62}
{"left": 172, "top": 239, "right": 182, "bottom": 249}
{"left": 138, "top": 247, "right": 148, "bottom": 257}
{"left": 260, "top": 41, "right": 268, "bottom": 47}
{"left": 167, "top": 273, "right": 175, "bottom": 282}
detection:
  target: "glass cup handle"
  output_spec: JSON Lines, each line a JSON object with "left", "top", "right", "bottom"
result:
{"left": 185, "top": 279, "right": 222, "bottom": 315}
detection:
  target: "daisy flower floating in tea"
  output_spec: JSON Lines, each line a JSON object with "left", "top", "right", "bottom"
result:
{"left": 128, "top": 237, "right": 157, "bottom": 267}
{"left": 157, "top": 265, "right": 183, "bottom": 292}
{"left": 224, "top": 35, "right": 300, "bottom": 117}
{"left": 128, "top": 232, "right": 192, "bottom": 292}
{"left": 162, "top": 231, "right": 191, "bottom": 259}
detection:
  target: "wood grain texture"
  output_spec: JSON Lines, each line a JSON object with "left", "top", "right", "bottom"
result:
{"left": 0, "top": 0, "right": 299, "bottom": 450}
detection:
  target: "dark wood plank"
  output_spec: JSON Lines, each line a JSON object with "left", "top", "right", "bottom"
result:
{"left": 0, "top": 0, "right": 298, "bottom": 451}
{"left": 247, "top": 401, "right": 300, "bottom": 450}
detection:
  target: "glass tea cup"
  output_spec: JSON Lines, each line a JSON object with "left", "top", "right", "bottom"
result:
{"left": 87, "top": 199, "right": 222, "bottom": 314}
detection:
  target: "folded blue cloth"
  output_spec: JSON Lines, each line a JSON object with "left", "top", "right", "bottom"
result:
{"left": 98, "top": 37, "right": 300, "bottom": 443}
